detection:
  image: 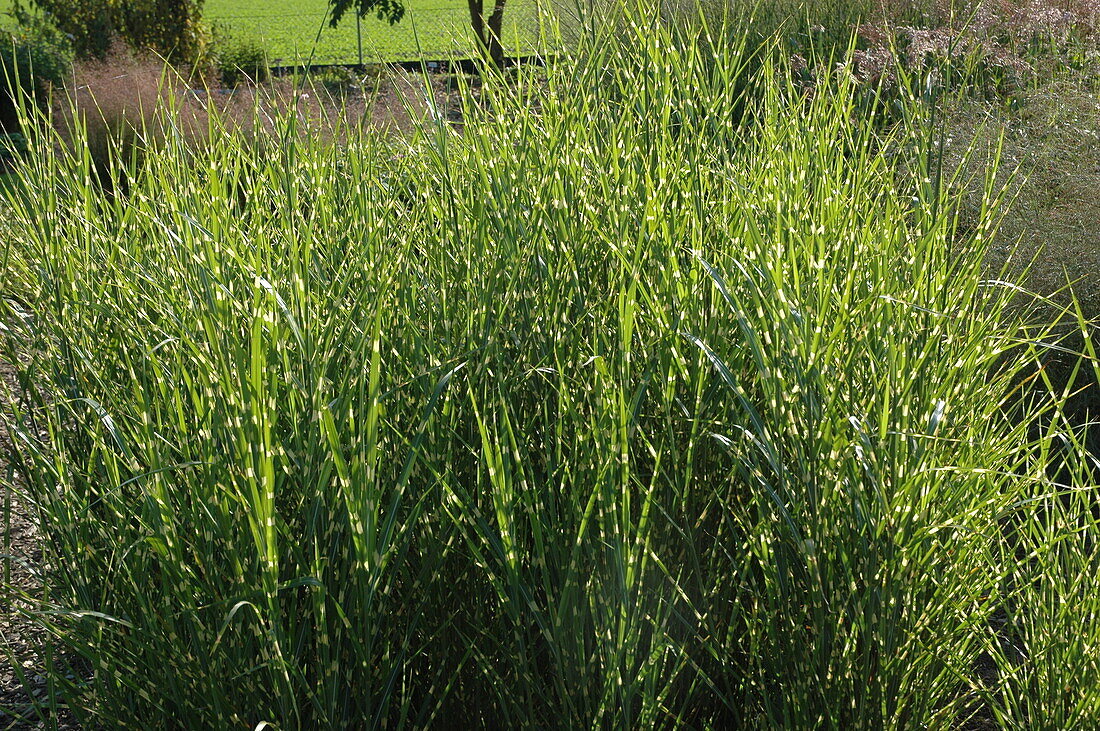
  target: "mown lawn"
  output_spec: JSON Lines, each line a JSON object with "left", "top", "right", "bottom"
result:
{"left": 206, "top": 0, "right": 545, "bottom": 62}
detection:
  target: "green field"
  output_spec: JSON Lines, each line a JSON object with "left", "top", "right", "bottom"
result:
{"left": 1, "top": 0, "right": 547, "bottom": 63}
{"left": 206, "top": 0, "right": 545, "bottom": 63}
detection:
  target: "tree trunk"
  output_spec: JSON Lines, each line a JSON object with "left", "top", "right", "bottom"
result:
{"left": 486, "top": 0, "right": 507, "bottom": 70}
{"left": 468, "top": 0, "right": 487, "bottom": 52}
{"left": 469, "top": 0, "right": 507, "bottom": 71}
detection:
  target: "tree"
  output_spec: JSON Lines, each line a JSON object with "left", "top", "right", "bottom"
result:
{"left": 329, "top": 0, "right": 509, "bottom": 70}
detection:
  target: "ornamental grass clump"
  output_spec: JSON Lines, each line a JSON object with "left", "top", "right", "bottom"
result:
{"left": 849, "top": 0, "right": 1100, "bottom": 95}
{"left": 1, "top": 2, "right": 1098, "bottom": 727}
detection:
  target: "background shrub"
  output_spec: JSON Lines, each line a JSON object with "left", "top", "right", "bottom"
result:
{"left": 212, "top": 26, "right": 270, "bottom": 87}
{"left": 0, "top": 12, "right": 72, "bottom": 134}
{"left": 0, "top": 131, "right": 29, "bottom": 168}
{"left": 21, "top": 0, "right": 209, "bottom": 65}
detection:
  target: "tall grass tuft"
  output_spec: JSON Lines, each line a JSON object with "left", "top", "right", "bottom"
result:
{"left": 1, "top": 2, "right": 1097, "bottom": 727}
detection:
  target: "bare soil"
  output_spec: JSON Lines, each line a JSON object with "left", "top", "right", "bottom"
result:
{"left": 0, "top": 363, "right": 78, "bottom": 730}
